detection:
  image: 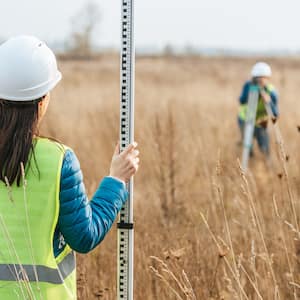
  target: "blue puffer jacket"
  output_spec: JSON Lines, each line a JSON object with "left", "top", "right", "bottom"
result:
{"left": 53, "top": 149, "right": 128, "bottom": 257}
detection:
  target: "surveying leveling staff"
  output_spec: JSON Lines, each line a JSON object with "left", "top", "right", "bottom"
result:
{"left": 0, "top": 36, "right": 139, "bottom": 299}
{"left": 238, "top": 62, "right": 279, "bottom": 156}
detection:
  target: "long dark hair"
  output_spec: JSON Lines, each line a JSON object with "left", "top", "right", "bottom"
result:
{"left": 0, "top": 98, "right": 42, "bottom": 186}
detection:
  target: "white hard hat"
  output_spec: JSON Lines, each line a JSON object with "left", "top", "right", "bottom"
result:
{"left": 251, "top": 62, "right": 272, "bottom": 78}
{"left": 0, "top": 35, "right": 62, "bottom": 101}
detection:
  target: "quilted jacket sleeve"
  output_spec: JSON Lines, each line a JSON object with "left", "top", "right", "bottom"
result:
{"left": 239, "top": 81, "right": 250, "bottom": 104}
{"left": 269, "top": 90, "right": 279, "bottom": 117}
{"left": 57, "top": 149, "right": 128, "bottom": 253}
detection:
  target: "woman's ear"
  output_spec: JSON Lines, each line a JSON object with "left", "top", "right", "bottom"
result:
{"left": 37, "top": 93, "right": 50, "bottom": 124}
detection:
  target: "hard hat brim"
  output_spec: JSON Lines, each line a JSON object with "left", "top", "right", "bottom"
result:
{"left": 0, "top": 71, "right": 62, "bottom": 101}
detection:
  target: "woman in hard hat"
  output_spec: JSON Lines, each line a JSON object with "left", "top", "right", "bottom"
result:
{"left": 0, "top": 36, "right": 139, "bottom": 299}
{"left": 238, "top": 62, "right": 279, "bottom": 157}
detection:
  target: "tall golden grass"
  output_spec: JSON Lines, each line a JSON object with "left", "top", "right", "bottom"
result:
{"left": 41, "top": 55, "right": 300, "bottom": 299}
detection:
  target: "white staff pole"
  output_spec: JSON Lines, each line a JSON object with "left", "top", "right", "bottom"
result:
{"left": 117, "top": 0, "right": 135, "bottom": 299}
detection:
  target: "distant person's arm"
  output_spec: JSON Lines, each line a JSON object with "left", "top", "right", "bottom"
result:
{"left": 269, "top": 90, "right": 279, "bottom": 117}
{"left": 239, "top": 82, "right": 250, "bottom": 104}
{"left": 57, "top": 150, "right": 128, "bottom": 254}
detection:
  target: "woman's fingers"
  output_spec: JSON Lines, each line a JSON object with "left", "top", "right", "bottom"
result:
{"left": 131, "top": 149, "right": 139, "bottom": 158}
{"left": 120, "top": 142, "right": 138, "bottom": 157}
{"left": 124, "top": 152, "right": 139, "bottom": 165}
{"left": 125, "top": 156, "right": 139, "bottom": 168}
{"left": 122, "top": 146, "right": 139, "bottom": 166}
{"left": 124, "top": 155, "right": 139, "bottom": 167}
{"left": 110, "top": 141, "right": 139, "bottom": 182}
{"left": 128, "top": 164, "right": 138, "bottom": 173}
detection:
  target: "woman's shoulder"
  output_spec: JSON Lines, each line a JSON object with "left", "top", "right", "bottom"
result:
{"left": 33, "top": 138, "right": 82, "bottom": 183}
{"left": 60, "top": 149, "right": 82, "bottom": 186}
{"left": 243, "top": 81, "right": 252, "bottom": 88}
{"left": 35, "top": 137, "right": 73, "bottom": 154}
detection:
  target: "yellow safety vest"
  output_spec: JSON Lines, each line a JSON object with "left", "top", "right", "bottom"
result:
{"left": 239, "top": 84, "right": 275, "bottom": 125}
{"left": 0, "top": 138, "right": 76, "bottom": 299}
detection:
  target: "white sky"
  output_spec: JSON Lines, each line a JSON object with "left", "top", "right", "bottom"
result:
{"left": 0, "top": 0, "right": 299, "bottom": 51}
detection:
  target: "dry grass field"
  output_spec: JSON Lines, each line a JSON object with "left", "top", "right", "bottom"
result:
{"left": 41, "top": 55, "right": 300, "bottom": 299}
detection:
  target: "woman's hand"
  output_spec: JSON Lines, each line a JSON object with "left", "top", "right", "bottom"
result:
{"left": 260, "top": 90, "right": 271, "bottom": 104}
{"left": 109, "top": 142, "right": 140, "bottom": 183}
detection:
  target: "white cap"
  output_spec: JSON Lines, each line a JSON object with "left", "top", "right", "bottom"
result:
{"left": 0, "top": 35, "right": 62, "bottom": 101}
{"left": 251, "top": 62, "right": 272, "bottom": 78}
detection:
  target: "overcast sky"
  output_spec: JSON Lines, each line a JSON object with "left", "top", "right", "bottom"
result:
{"left": 0, "top": 0, "right": 299, "bottom": 51}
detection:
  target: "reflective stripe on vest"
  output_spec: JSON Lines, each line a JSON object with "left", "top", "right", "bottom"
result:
{"left": 0, "top": 138, "right": 76, "bottom": 299}
{"left": 0, "top": 251, "right": 75, "bottom": 284}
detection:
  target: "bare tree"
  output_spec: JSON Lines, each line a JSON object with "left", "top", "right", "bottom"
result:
{"left": 69, "top": 1, "right": 101, "bottom": 57}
